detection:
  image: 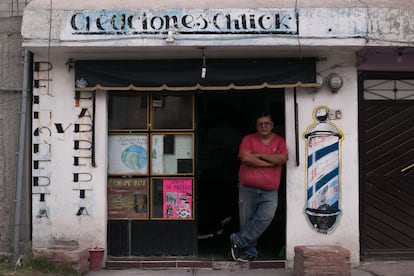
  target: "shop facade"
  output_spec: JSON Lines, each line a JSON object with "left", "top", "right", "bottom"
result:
{"left": 21, "top": 0, "right": 414, "bottom": 268}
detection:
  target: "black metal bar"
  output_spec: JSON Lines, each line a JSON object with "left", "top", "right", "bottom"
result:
{"left": 92, "top": 92, "right": 96, "bottom": 167}
{"left": 294, "top": 88, "right": 300, "bottom": 166}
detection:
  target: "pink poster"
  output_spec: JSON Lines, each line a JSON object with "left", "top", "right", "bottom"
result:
{"left": 163, "top": 178, "right": 193, "bottom": 219}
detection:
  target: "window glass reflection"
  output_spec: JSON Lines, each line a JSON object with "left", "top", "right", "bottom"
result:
{"left": 152, "top": 95, "right": 193, "bottom": 129}
{"left": 109, "top": 92, "right": 148, "bottom": 130}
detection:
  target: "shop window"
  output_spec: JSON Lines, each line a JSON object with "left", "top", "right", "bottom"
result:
{"left": 152, "top": 95, "right": 193, "bottom": 129}
{"left": 108, "top": 134, "right": 149, "bottom": 175}
{"left": 108, "top": 93, "right": 148, "bottom": 130}
{"left": 151, "top": 134, "right": 194, "bottom": 175}
{"left": 107, "top": 177, "right": 149, "bottom": 220}
{"left": 108, "top": 92, "right": 194, "bottom": 222}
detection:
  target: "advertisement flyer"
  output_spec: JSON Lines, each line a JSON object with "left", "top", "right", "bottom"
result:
{"left": 163, "top": 178, "right": 193, "bottom": 219}
{"left": 108, "top": 134, "right": 148, "bottom": 175}
{"left": 107, "top": 178, "right": 148, "bottom": 219}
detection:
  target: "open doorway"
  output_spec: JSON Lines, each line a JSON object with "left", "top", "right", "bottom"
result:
{"left": 196, "top": 89, "right": 286, "bottom": 260}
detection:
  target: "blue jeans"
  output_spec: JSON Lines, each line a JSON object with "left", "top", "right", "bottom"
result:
{"left": 234, "top": 184, "right": 278, "bottom": 257}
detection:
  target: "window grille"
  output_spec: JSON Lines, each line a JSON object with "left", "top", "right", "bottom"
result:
{"left": 364, "top": 79, "right": 414, "bottom": 100}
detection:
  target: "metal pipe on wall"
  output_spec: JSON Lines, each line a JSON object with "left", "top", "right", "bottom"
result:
{"left": 294, "top": 87, "right": 300, "bottom": 167}
{"left": 13, "top": 49, "right": 32, "bottom": 264}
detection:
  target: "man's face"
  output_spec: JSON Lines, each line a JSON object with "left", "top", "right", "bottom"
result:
{"left": 256, "top": 117, "right": 273, "bottom": 136}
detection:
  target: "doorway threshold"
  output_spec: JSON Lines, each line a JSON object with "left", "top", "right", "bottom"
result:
{"left": 106, "top": 256, "right": 286, "bottom": 270}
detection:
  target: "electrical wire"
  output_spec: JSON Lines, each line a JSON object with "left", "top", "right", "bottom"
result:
{"left": 47, "top": 0, "right": 52, "bottom": 96}
{"left": 295, "top": 0, "right": 302, "bottom": 59}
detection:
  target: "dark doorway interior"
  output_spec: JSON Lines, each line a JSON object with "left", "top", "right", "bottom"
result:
{"left": 196, "top": 89, "right": 286, "bottom": 260}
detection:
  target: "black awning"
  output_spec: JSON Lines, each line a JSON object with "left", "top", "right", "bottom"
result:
{"left": 74, "top": 58, "right": 316, "bottom": 91}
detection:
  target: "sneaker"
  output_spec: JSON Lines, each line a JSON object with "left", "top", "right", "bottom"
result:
{"left": 237, "top": 254, "right": 256, "bottom": 262}
{"left": 230, "top": 233, "right": 243, "bottom": 262}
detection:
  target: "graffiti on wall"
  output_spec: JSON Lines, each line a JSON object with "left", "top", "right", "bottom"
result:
{"left": 303, "top": 106, "right": 344, "bottom": 234}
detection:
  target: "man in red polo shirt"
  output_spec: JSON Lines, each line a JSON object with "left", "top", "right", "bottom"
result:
{"left": 230, "top": 112, "right": 288, "bottom": 262}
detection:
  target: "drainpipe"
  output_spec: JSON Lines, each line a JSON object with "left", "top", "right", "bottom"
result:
{"left": 13, "top": 49, "right": 32, "bottom": 264}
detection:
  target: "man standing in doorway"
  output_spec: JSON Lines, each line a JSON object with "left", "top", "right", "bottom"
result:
{"left": 230, "top": 112, "right": 288, "bottom": 262}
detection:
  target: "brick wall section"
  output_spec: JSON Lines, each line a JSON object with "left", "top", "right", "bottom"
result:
{"left": 294, "top": 245, "right": 351, "bottom": 276}
{"left": 33, "top": 246, "right": 90, "bottom": 274}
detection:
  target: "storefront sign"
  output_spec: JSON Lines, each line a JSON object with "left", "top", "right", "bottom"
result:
{"left": 69, "top": 8, "right": 298, "bottom": 36}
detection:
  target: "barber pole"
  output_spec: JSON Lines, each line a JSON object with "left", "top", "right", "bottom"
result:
{"left": 303, "top": 106, "right": 343, "bottom": 234}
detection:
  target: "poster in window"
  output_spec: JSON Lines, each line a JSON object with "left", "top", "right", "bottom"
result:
{"left": 163, "top": 178, "right": 193, "bottom": 219}
{"left": 108, "top": 134, "right": 148, "bottom": 175}
{"left": 107, "top": 178, "right": 148, "bottom": 219}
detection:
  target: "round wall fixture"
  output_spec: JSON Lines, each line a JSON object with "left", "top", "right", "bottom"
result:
{"left": 326, "top": 73, "right": 343, "bottom": 93}
{"left": 308, "top": 74, "right": 324, "bottom": 93}
{"left": 315, "top": 74, "right": 324, "bottom": 89}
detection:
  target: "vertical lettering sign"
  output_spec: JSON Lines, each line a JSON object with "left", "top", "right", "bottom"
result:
{"left": 107, "top": 178, "right": 148, "bottom": 219}
{"left": 32, "top": 62, "right": 53, "bottom": 222}
{"left": 163, "top": 178, "right": 193, "bottom": 219}
{"left": 68, "top": 8, "right": 298, "bottom": 37}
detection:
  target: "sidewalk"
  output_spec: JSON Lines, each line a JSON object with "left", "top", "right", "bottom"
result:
{"left": 88, "top": 260, "right": 414, "bottom": 276}
{"left": 355, "top": 260, "right": 414, "bottom": 276}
